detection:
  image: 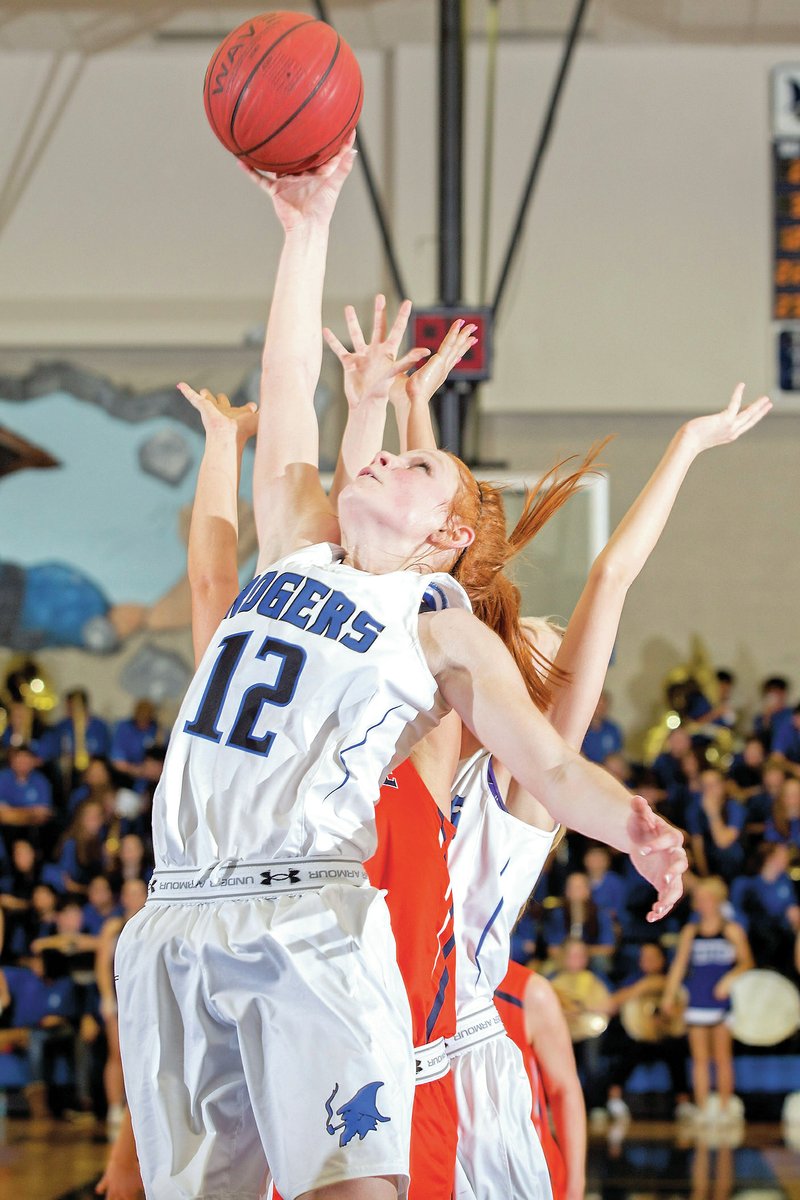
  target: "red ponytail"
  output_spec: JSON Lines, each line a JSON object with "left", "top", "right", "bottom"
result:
{"left": 446, "top": 442, "right": 609, "bottom": 709}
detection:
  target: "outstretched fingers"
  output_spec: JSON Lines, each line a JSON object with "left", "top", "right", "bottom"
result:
{"left": 385, "top": 298, "right": 413, "bottom": 355}
{"left": 370, "top": 294, "right": 388, "bottom": 345}
{"left": 177, "top": 381, "right": 203, "bottom": 408}
{"left": 344, "top": 305, "right": 367, "bottom": 354}
{"left": 732, "top": 394, "right": 772, "bottom": 437}
{"left": 647, "top": 856, "right": 689, "bottom": 922}
{"left": 392, "top": 347, "right": 431, "bottom": 375}
{"left": 322, "top": 327, "right": 351, "bottom": 363}
{"left": 726, "top": 381, "right": 746, "bottom": 416}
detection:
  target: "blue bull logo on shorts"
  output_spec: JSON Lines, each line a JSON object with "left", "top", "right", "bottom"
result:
{"left": 324, "top": 1081, "right": 390, "bottom": 1147}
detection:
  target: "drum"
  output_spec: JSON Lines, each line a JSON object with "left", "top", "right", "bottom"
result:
{"left": 729, "top": 969, "right": 800, "bottom": 1046}
{"left": 621, "top": 985, "right": 688, "bottom": 1043}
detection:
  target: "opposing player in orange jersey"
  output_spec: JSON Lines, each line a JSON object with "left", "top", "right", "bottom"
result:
{"left": 495, "top": 961, "right": 585, "bottom": 1200}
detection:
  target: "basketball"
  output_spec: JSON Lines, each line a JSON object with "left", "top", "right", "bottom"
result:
{"left": 203, "top": 11, "right": 363, "bottom": 175}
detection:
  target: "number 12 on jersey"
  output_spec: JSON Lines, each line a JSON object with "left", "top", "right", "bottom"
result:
{"left": 184, "top": 631, "right": 306, "bottom": 757}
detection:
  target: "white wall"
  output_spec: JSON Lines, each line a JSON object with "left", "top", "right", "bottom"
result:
{"left": 0, "top": 40, "right": 793, "bottom": 414}
{"left": 479, "top": 406, "right": 800, "bottom": 744}
{"left": 0, "top": 45, "right": 388, "bottom": 343}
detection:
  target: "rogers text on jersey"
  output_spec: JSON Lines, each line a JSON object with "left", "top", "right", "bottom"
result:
{"left": 225, "top": 570, "right": 385, "bottom": 654}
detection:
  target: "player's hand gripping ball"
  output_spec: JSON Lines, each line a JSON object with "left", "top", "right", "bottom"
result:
{"left": 204, "top": 10, "right": 364, "bottom": 174}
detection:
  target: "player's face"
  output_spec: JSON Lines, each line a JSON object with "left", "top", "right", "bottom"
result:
{"left": 340, "top": 448, "right": 464, "bottom": 544}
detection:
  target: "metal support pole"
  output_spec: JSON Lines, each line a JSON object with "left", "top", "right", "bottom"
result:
{"left": 492, "top": 0, "right": 591, "bottom": 318}
{"left": 436, "top": 0, "right": 467, "bottom": 455}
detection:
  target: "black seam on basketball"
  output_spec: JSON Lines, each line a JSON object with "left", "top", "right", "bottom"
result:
{"left": 263, "top": 79, "right": 362, "bottom": 171}
{"left": 203, "top": 43, "right": 227, "bottom": 142}
{"left": 229, "top": 16, "right": 320, "bottom": 145}
{"left": 204, "top": 51, "right": 229, "bottom": 146}
{"left": 235, "top": 34, "right": 343, "bottom": 159}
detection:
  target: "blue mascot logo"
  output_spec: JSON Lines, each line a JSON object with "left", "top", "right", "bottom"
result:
{"left": 324, "top": 1081, "right": 390, "bottom": 1147}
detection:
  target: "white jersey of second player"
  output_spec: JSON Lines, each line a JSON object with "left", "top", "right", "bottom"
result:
{"left": 449, "top": 748, "right": 559, "bottom": 1020}
{"left": 153, "top": 542, "right": 470, "bottom": 869}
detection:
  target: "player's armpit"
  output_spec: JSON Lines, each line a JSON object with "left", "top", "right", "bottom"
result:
{"left": 253, "top": 466, "right": 340, "bottom": 567}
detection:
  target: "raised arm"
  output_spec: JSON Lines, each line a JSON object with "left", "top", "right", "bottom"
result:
{"left": 241, "top": 140, "right": 356, "bottom": 567}
{"left": 324, "top": 294, "right": 429, "bottom": 506}
{"left": 423, "top": 608, "right": 687, "bottom": 920}
{"left": 547, "top": 385, "right": 772, "bottom": 746}
{"left": 177, "top": 385, "right": 258, "bottom": 665}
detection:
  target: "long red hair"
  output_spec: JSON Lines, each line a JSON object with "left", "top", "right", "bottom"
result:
{"left": 446, "top": 443, "right": 608, "bottom": 710}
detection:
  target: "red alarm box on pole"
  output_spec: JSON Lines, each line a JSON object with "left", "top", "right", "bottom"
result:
{"left": 411, "top": 306, "right": 494, "bottom": 382}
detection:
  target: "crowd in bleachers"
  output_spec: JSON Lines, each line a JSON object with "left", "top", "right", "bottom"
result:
{"left": 0, "top": 665, "right": 799, "bottom": 1133}
{"left": 0, "top": 673, "right": 161, "bottom": 1137}
{"left": 511, "top": 672, "right": 800, "bottom": 1125}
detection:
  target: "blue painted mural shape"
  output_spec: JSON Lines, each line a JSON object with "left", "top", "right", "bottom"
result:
{"left": 0, "top": 364, "right": 257, "bottom": 655}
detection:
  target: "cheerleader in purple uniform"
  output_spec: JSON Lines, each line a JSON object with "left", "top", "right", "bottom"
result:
{"left": 662, "top": 878, "right": 753, "bottom": 1120}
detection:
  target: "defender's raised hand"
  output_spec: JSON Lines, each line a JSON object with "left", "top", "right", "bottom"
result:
{"left": 177, "top": 383, "right": 258, "bottom": 446}
{"left": 682, "top": 383, "right": 772, "bottom": 454}
{"left": 324, "top": 294, "right": 430, "bottom": 409}
{"left": 393, "top": 318, "right": 478, "bottom": 410}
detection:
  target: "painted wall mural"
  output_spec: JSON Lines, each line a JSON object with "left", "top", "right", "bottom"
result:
{"left": 0, "top": 361, "right": 262, "bottom": 706}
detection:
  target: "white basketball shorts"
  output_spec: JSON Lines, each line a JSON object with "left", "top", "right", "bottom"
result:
{"left": 450, "top": 1021, "right": 553, "bottom": 1200}
{"left": 115, "top": 880, "right": 414, "bottom": 1200}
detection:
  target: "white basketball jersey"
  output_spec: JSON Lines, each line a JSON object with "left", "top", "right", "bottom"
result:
{"left": 153, "top": 543, "right": 470, "bottom": 868}
{"left": 449, "top": 749, "right": 558, "bottom": 1020}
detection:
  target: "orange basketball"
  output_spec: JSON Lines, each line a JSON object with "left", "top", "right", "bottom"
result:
{"left": 203, "top": 11, "right": 363, "bottom": 174}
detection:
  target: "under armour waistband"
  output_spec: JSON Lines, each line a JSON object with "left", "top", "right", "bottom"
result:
{"left": 444, "top": 1001, "right": 505, "bottom": 1057}
{"left": 146, "top": 858, "right": 368, "bottom": 901}
{"left": 414, "top": 1037, "right": 450, "bottom": 1085}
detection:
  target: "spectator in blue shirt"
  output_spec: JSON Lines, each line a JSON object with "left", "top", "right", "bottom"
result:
{"left": 0, "top": 745, "right": 53, "bottom": 845}
{"left": 773, "top": 704, "right": 800, "bottom": 769}
{"left": 584, "top": 844, "right": 628, "bottom": 924}
{"left": 657, "top": 746, "right": 705, "bottom": 833}
{"left": 686, "top": 768, "right": 746, "bottom": 882}
{"left": 652, "top": 727, "right": 693, "bottom": 792}
{"left": 729, "top": 737, "right": 765, "bottom": 798}
{"left": 753, "top": 677, "right": 794, "bottom": 751}
{"left": 731, "top": 843, "right": 800, "bottom": 974}
{"left": 581, "top": 692, "right": 624, "bottom": 764}
{"left": 0, "top": 957, "right": 77, "bottom": 1118}
{"left": 746, "top": 759, "right": 787, "bottom": 835}
{"left": 764, "top": 777, "right": 800, "bottom": 850}
{"left": 110, "top": 700, "right": 160, "bottom": 793}
{"left": 42, "top": 689, "right": 111, "bottom": 766}
{"left": 81, "top": 875, "right": 122, "bottom": 936}
{"left": 543, "top": 872, "right": 617, "bottom": 975}
{"left": 67, "top": 755, "right": 116, "bottom": 817}
{"left": 666, "top": 675, "right": 712, "bottom": 724}
{"left": 701, "top": 669, "right": 739, "bottom": 732}
{"left": 54, "top": 799, "right": 106, "bottom": 895}
{"left": 106, "top": 832, "right": 153, "bottom": 896}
